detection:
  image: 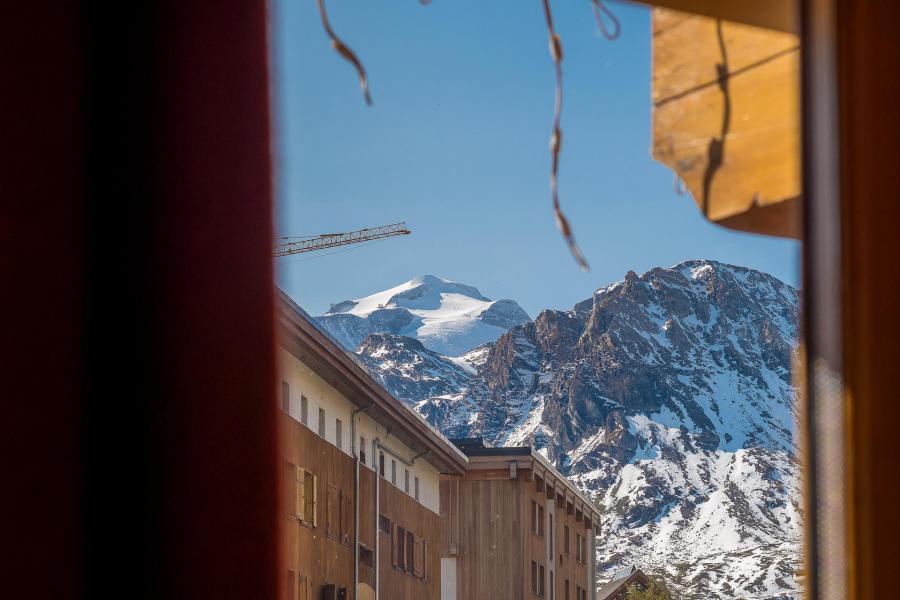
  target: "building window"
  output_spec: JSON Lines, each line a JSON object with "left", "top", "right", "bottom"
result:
{"left": 532, "top": 501, "right": 544, "bottom": 537}
{"left": 549, "top": 512, "right": 554, "bottom": 555}
{"left": 564, "top": 524, "right": 570, "bottom": 555}
{"left": 406, "top": 530, "right": 415, "bottom": 574}
{"left": 359, "top": 545, "right": 375, "bottom": 569}
{"left": 414, "top": 476, "right": 420, "bottom": 501}
{"left": 335, "top": 418, "right": 342, "bottom": 449}
{"left": 396, "top": 526, "right": 406, "bottom": 569}
{"left": 391, "top": 459, "right": 397, "bottom": 484}
{"left": 575, "top": 533, "right": 585, "bottom": 565}
{"left": 404, "top": 468, "right": 410, "bottom": 493}
{"left": 360, "top": 436, "right": 367, "bottom": 464}
{"left": 550, "top": 571, "right": 555, "bottom": 600}
{"left": 281, "top": 381, "right": 290, "bottom": 413}
{"left": 379, "top": 513, "right": 391, "bottom": 535}
{"left": 565, "top": 579, "right": 569, "bottom": 600}
{"left": 379, "top": 452, "right": 385, "bottom": 477}
{"left": 532, "top": 560, "right": 545, "bottom": 596}
{"left": 300, "top": 394, "right": 308, "bottom": 425}
{"left": 297, "top": 469, "right": 317, "bottom": 527}
{"left": 318, "top": 407, "right": 325, "bottom": 437}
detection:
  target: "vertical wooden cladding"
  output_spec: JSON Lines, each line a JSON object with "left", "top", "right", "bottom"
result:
{"left": 525, "top": 481, "right": 549, "bottom": 597}
{"left": 281, "top": 412, "right": 443, "bottom": 599}
{"left": 443, "top": 470, "right": 525, "bottom": 600}
{"left": 375, "top": 474, "right": 442, "bottom": 599}
{"left": 280, "top": 413, "right": 355, "bottom": 598}
{"left": 443, "top": 464, "right": 596, "bottom": 600}
{"left": 553, "top": 500, "right": 586, "bottom": 600}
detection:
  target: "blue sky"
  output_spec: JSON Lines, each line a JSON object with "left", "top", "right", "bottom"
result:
{"left": 272, "top": 0, "right": 799, "bottom": 317}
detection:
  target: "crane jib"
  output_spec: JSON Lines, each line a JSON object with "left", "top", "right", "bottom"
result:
{"left": 274, "top": 222, "right": 411, "bottom": 257}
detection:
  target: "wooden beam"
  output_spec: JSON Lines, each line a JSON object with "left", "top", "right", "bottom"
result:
{"left": 635, "top": 0, "right": 797, "bottom": 33}
{"left": 651, "top": 6, "right": 801, "bottom": 239}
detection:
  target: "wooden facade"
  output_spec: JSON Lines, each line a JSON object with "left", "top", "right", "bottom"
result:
{"left": 277, "top": 291, "right": 469, "bottom": 599}
{"left": 441, "top": 443, "right": 602, "bottom": 600}
{"left": 280, "top": 412, "right": 448, "bottom": 599}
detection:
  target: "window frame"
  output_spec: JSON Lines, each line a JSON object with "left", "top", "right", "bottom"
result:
{"left": 281, "top": 381, "right": 290, "bottom": 413}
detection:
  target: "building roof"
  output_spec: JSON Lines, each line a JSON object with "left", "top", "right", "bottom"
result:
{"left": 596, "top": 566, "right": 650, "bottom": 600}
{"left": 277, "top": 288, "right": 468, "bottom": 475}
{"left": 451, "top": 438, "right": 603, "bottom": 527}
{"left": 610, "top": 565, "right": 638, "bottom": 581}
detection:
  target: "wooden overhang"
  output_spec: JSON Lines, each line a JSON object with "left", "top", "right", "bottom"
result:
{"left": 276, "top": 289, "right": 469, "bottom": 475}
{"left": 650, "top": 3, "right": 801, "bottom": 240}
{"left": 459, "top": 445, "right": 602, "bottom": 533}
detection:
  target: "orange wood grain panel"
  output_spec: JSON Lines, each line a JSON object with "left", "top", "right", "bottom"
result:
{"left": 651, "top": 7, "right": 801, "bottom": 238}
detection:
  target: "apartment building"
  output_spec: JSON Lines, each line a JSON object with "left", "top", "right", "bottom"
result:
{"left": 277, "top": 291, "right": 469, "bottom": 600}
{"left": 441, "top": 439, "right": 602, "bottom": 600}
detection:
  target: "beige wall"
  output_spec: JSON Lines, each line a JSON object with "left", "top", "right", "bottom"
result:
{"left": 278, "top": 347, "right": 442, "bottom": 514}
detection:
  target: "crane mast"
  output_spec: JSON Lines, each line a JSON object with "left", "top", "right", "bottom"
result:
{"left": 274, "top": 222, "right": 411, "bottom": 257}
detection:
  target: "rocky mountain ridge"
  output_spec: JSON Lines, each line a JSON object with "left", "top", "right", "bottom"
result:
{"left": 345, "top": 261, "right": 802, "bottom": 599}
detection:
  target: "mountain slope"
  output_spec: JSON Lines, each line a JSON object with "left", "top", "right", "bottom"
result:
{"left": 362, "top": 260, "right": 802, "bottom": 599}
{"left": 316, "top": 275, "right": 531, "bottom": 356}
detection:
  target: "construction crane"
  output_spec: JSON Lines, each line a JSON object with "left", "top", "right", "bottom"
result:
{"left": 274, "top": 222, "right": 411, "bottom": 257}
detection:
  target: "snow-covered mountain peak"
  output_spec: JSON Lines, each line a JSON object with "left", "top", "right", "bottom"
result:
{"left": 325, "top": 274, "right": 490, "bottom": 316}
{"left": 317, "top": 276, "right": 531, "bottom": 357}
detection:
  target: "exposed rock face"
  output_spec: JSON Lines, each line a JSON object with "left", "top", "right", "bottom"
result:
{"left": 355, "top": 333, "right": 472, "bottom": 401}
{"left": 352, "top": 260, "right": 802, "bottom": 599}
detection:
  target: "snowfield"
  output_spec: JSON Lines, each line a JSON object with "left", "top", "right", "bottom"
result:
{"left": 317, "top": 275, "right": 531, "bottom": 356}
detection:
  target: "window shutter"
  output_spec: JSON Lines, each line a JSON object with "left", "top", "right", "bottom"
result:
{"left": 295, "top": 467, "right": 305, "bottom": 520}
{"left": 421, "top": 539, "right": 427, "bottom": 580}
{"left": 298, "top": 574, "right": 309, "bottom": 600}
{"left": 392, "top": 525, "right": 400, "bottom": 567}
{"left": 413, "top": 536, "right": 424, "bottom": 578}
{"left": 341, "top": 491, "right": 351, "bottom": 543}
{"left": 286, "top": 570, "right": 295, "bottom": 600}
{"left": 304, "top": 473, "right": 317, "bottom": 527}
{"left": 285, "top": 463, "right": 296, "bottom": 518}
{"left": 326, "top": 484, "right": 338, "bottom": 538}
